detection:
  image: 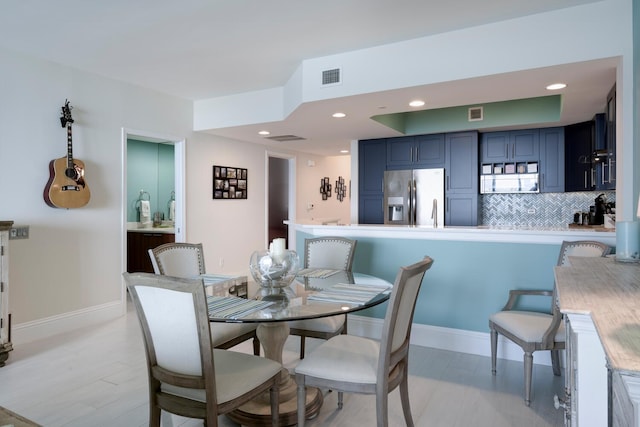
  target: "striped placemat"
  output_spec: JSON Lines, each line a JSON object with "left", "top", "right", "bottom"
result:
{"left": 307, "top": 282, "right": 392, "bottom": 305}
{"left": 207, "top": 296, "right": 273, "bottom": 319}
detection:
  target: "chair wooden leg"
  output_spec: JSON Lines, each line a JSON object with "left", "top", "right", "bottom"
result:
{"left": 551, "top": 349, "right": 561, "bottom": 376}
{"left": 399, "top": 368, "right": 415, "bottom": 427}
{"left": 299, "top": 336, "right": 306, "bottom": 359}
{"left": 296, "top": 375, "right": 306, "bottom": 426}
{"left": 376, "top": 388, "right": 389, "bottom": 427}
{"left": 490, "top": 327, "right": 498, "bottom": 375}
{"left": 524, "top": 352, "right": 533, "bottom": 406}
{"left": 149, "top": 404, "right": 161, "bottom": 427}
{"left": 270, "top": 384, "right": 280, "bottom": 427}
{"left": 253, "top": 336, "right": 261, "bottom": 356}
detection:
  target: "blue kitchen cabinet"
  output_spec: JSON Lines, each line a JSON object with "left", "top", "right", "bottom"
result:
{"left": 539, "top": 127, "right": 564, "bottom": 193}
{"left": 564, "top": 121, "right": 594, "bottom": 192}
{"left": 358, "top": 138, "right": 386, "bottom": 224}
{"left": 445, "top": 131, "right": 478, "bottom": 225}
{"left": 386, "top": 134, "right": 445, "bottom": 169}
{"left": 481, "top": 129, "right": 539, "bottom": 163}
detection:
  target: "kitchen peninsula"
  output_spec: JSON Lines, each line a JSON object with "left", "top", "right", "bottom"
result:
{"left": 290, "top": 221, "right": 615, "bottom": 362}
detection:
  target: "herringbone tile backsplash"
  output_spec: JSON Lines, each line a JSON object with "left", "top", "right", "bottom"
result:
{"left": 480, "top": 191, "right": 615, "bottom": 228}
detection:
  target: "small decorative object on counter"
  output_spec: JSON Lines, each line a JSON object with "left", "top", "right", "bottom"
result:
{"left": 249, "top": 239, "right": 300, "bottom": 289}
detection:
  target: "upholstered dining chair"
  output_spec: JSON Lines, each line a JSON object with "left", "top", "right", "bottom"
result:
{"left": 148, "top": 242, "right": 260, "bottom": 355}
{"left": 124, "top": 273, "right": 281, "bottom": 427}
{"left": 288, "top": 236, "right": 357, "bottom": 359}
{"left": 295, "top": 256, "right": 434, "bottom": 427}
{"left": 489, "top": 240, "right": 610, "bottom": 406}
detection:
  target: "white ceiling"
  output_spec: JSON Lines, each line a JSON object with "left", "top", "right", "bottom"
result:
{"left": 0, "top": 0, "right": 616, "bottom": 156}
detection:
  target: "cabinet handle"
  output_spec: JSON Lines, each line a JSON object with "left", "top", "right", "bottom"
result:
{"left": 591, "top": 167, "right": 596, "bottom": 187}
{"left": 584, "top": 171, "right": 588, "bottom": 189}
{"left": 512, "top": 144, "right": 515, "bottom": 159}
{"left": 601, "top": 163, "right": 606, "bottom": 185}
{"left": 505, "top": 145, "right": 509, "bottom": 159}
{"left": 415, "top": 146, "right": 418, "bottom": 162}
{"left": 607, "top": 158, "right": 613, "bottom": 183}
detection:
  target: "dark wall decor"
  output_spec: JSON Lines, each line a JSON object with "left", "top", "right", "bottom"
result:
{"left": 320, "top": 177, "right": 331, "bottom": 200}
{"left": 335, "top": 176, "right": 347, "bottom": 202}
{"left": 213, "top": 165, "right": 247, "bottom": 199}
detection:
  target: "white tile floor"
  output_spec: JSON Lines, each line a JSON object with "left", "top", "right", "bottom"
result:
{"left": 0, "top": 302, "right": 565, "bottom": 426}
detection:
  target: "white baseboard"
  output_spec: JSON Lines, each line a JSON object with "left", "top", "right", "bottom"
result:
{"left": 11, "top": 300, "right": 125, "bottom": 345}
{"left": 349, "top": 314, "right": 557, "bottom": 367}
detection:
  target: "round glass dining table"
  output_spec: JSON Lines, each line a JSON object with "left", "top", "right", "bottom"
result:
{"left": 207, "top": 270, "right": 393, "bottom": 426}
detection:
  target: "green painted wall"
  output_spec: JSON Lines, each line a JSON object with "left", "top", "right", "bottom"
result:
{"left": 296, "top": 231, "right": 559, "bottom": 333}
{"left": 126, "top": 139, "right": 175, "bottom": 222}
{"left": 371, "top": 95, "right": 562, "bottom": 135}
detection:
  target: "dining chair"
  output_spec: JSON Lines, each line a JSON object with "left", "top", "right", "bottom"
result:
{"left": 489, "top": 240, "right": 611, "bottom": 406}
{"left": 295, "top": 256, "right": 434, "bottom": 427}
{"left": 124, "top": 272, "right": 281, "bottom": 427}
{"left": 148, "top": 242, "right": 260, "bottom": 355}
{"left": 288, "top": 236, "right": 357, "bottom": 359}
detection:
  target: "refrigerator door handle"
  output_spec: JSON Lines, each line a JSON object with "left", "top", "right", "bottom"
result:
{"left": 411, "top": 179, "right": 417, "bottom": 226}
{"left": 431, "top": 198, "right": 438, "bottom": 228}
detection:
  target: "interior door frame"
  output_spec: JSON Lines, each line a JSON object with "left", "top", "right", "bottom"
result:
{"left": 266, "top": 151, "right": 297, "bottom": 250}
{"left": 121, "top": 128, "right": 186, "bottom": 307}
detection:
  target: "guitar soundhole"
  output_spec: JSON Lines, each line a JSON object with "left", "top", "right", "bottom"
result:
{"left": 65, "top": 167, "right": 76, "bottom": 179}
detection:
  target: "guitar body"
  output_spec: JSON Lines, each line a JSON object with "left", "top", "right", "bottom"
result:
{"left": 43, "top": 100, "right": 91, "bottom": 209}
{"left": 44, "top": 156, "right": 90, "bottom": 208}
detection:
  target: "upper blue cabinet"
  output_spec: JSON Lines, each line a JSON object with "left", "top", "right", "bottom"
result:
{"left": 386, "top": 134, "right": 445, "bottom": 170}
{"left": 481, "top": 130, "right": 539, "bottom": 163}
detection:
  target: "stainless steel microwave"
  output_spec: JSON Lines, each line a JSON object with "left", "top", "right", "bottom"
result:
{"left": 480, "top": 173, "right": 539, "bottom": 194}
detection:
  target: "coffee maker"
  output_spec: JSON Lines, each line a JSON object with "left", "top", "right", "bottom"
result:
{"left": 591, "top": 193, "right": 607, "bottom": 225}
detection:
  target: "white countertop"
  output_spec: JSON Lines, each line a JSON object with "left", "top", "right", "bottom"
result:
{"left": 126, "top": 222, "right": 175, "bottom": 234}
{"left": 287, "top": 221, "right": 616, "bottom": 245}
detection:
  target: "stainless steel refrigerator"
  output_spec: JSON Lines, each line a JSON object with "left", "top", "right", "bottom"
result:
{"left": 384, "top": 168, "right": 445, "bottom": 227}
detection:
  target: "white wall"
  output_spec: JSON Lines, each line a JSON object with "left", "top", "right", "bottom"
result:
{"left": 295, "top": 154, "right": 351, "bottom": 224}
{"left": 0, "top": 47, "right": 278, "bottom": 343}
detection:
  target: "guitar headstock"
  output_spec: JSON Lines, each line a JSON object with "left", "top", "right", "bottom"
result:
{"left": 59, "top": 99, "right": 74, "bottom": 128}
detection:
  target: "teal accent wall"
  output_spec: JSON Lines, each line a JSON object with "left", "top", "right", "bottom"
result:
{"left": 296, "top": 231, "right": 560, "bottom": 333}
{"left": 371, "top": 95, "right": 562, "bottom": 135}
{"left": 127, "top": 139, "right": 175, "bottom": 222}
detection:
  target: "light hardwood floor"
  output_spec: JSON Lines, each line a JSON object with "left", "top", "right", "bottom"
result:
{"left": 0, "top": 302, "right": 565, "bottom": 426}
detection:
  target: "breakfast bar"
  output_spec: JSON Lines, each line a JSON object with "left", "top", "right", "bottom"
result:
{"left": 289, "top": 221, "right": 616, "bottom": 360}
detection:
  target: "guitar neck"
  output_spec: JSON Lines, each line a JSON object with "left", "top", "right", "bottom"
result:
{"left": 66, "top": 122, "right": 74, "bottom": 168}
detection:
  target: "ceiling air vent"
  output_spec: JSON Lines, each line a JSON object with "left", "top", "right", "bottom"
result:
{"left": 468, "top": 106, "right": 483, "bottom": 121}
{"left": 322, "top": 68, "right": 341, "bottom": 86}
{"left": 265, "top": 134, "right": 306, "bottom": 142}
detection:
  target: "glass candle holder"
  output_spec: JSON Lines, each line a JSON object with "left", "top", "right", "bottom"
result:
{"left": 249, "top": 249, "right": 300, "bottom": 289}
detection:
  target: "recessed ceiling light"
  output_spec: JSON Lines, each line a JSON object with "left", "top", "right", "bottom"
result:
{"left": 258, "top": 130, "right": 270, "bottom": 135}
{"left": 340, "top": 150, "right": 349, "bottom": 154}
{"left": 546, "top": 83, "right": 567, "bottom": 90}
{"left": 409, "top": 100, "right": 425, "bottom": 107}
{"left": 332, "top": 112, "right": 346, "bottom": 118}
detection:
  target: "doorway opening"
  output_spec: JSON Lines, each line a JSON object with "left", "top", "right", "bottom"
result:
{"left": 121, "top": 129, "right": 185, "bottom": 277}
{"left": 267, "top": 153, "right": 296, "bottom": 250}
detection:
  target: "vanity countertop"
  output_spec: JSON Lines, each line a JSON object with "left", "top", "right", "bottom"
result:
{"left": 126, "top": 223, "right": 174, "bottom": 234}
{"left": 554, "top": 256, "right": 640, "bottom": 374}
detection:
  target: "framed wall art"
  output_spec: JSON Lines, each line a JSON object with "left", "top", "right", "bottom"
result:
{"left": 213, "top": 165, "right": 247, "bottom": 199}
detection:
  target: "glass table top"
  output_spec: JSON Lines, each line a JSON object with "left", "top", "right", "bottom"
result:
{"left": 207, "top": 270, "right": 393, "bottom": 323}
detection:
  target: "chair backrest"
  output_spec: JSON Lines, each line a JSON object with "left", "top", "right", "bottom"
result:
{"left": 149, "top": 242, "right": 206, "bottom": 277}
{"left": 556, "top": 240, "right": 611, "bottom": 266}
{"left": 304, "top": 237, "right": 357, "bottom": 270}
{"left": 124, "top": 272, "right": 218, "bottom": 417}
{"left": 377, "top": 257, "right": 433, "bottom": 387}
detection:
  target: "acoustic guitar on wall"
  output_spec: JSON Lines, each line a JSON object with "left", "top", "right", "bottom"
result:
{"left": 43, "top": 100, "right": 90, "bottom": 208}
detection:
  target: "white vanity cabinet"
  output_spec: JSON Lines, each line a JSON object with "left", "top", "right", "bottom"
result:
{"left": 564, "top": 312, "right": 608, "bottom": 426}
{"left": 0, "top": 221, "right": 13, "bottom": 366}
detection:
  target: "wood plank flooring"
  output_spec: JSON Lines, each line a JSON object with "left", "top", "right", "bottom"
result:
{"left": 0, "top": 302, "right": 565, "bottom": 426}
